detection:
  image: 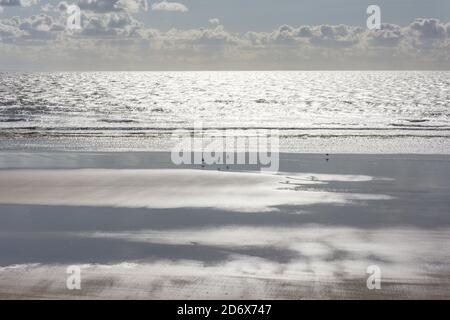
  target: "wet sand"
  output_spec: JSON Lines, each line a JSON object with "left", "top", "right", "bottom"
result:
{"left": 0, "top": 153, "right": 449, "bottom": 299}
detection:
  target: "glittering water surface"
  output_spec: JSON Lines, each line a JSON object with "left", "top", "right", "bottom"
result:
{"left": 0, "top": 71, "right": 449, "bottom": 151}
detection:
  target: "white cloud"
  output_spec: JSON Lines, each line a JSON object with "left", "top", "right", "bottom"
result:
{"left": 117, "top": 0, "right": 148, "bottom": 12}
{"left": 409, "top": 18, "right": 447, "bottom": 39}
{"left": 79, "top": 12, "right": 144, "bottom": 38}
{"left": 0, "top": 15, "right": 449, "bottom": 70}
{"left": 209, "top": 18, "right": 220, "bottom": 26}
{"left": 41, "top": 1, "right": 70, "bottom": 12}
{"left": 77, "top": 0, "right": 147, "bottom": 13}
{"left": 0, "top": 0, "right": 38, "bottom": 7}
{"left": 151, "top": 1, "right": 187, "bottom": 13}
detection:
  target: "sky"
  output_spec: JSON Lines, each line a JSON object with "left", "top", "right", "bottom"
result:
{"left": 1, "top": 0, "right": 450, "bottom": 70}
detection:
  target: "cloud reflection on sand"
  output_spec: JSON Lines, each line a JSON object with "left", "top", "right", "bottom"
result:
{"left": 2, "top": 160, "right": 449, "bottom": 299}
{"left": 0, "top": 169, "right": 391, "bottom": 212}
{"left": 76, "top": 226, "right": 450, "bottom": 280}
{"left": 1, "top": 226, "right": 449, "bottom": 299}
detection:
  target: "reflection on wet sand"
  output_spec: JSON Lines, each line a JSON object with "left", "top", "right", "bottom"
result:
{"left": 0, "top": 169, "right": 390, "bottom": 212}
{"left": 0, "top": 153, "right": 449, "bottom": 299}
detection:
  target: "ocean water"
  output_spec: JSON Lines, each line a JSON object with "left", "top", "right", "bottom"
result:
{"left": 0, "top": 71, "right": 449, "bottom": 152}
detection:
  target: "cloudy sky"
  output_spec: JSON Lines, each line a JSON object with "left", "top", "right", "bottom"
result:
{"left": 1, "top": 0, "right": 450, "bottom": 70}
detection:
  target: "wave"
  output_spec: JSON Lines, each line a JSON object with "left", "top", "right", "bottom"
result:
{"left": 389, "top": 123, "right": 446, "bottom": 128}
{"left": 0, "top": 118, "right": 27, "bottom": 123}
{"left": 98, "top": 119, "right": 140, "bottom": 124}
{"left": 2, "top": 126, "right": 450, "bottom": 132}
{"left": 1, "top": 128, "right": 450, "bottom": 140}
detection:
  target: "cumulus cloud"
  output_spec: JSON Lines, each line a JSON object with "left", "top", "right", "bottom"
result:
{"left": 209, "top": 18, "right": 220, "bottom": 26}
{"left": 41, "top": 1, "right": 69, "bottom": 12}
{"left": 79, "top": 11, "right": 143, "bottom": 38}
{"left": 0, "top": 13, "right": 65, "bottom": 44}
{"left": 0, "top": 15, "right": 449, "bottom": 70}
{"left": 151, "top": 1, "right": 187, "bottom": 12}
{"left": 366, "top": 23, "right": 404, "bottom": 47}
{"left": 409, "top": 18, "right": 447, "bottom": 39}
{"left": 76, "top": 0, "right": 147, "bottom": 13}
{"left": 0, "top": 0, "right": 38, "bottom": 7}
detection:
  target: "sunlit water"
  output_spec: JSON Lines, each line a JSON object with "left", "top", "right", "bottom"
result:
{"left": 1, "top": 71, "right": 449, "bottom": 152}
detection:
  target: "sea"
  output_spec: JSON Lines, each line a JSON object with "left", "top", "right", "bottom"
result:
{"left": 1, "top": 71, "right": 449, "bottom": 153}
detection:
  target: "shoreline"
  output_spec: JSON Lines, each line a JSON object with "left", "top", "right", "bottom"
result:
{"left": 0, "top": 135, "right": 450, "bottom": 154}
